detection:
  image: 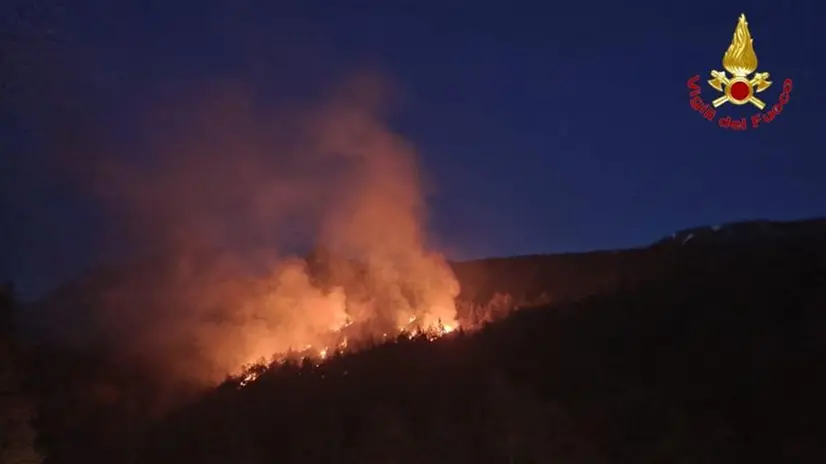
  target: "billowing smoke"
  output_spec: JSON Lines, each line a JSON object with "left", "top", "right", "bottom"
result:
{"left": 56, "top": 73, "right": 460, "bottom": 386}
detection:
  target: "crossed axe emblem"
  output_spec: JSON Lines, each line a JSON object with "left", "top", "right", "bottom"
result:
{"left": 708, "top": 70, "right": 772, "bottom": 110}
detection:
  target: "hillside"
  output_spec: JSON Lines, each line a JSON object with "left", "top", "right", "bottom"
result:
{"left": 454, "top": 217, "right": 826, "bottom": 305}
{"left": 132, "top": 221, "right": 826, "bottom": 463}
{"left": 16, "top": 217, "right": 826, "bottom": 463}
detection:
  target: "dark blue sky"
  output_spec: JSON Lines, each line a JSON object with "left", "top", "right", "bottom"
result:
{"left": 2, "top": 0, "right": 825, "bottom": 297}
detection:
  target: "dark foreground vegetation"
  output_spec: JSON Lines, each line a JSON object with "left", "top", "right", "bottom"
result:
{"left": 3, "top": 218, "right": 826, "bottom": 463}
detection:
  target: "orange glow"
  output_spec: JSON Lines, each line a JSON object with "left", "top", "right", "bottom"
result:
{"left": 233, "top": 315, "right": 464, "bottom": 386}
{"left": 72, "top": 72, "right": 468, "bottom": 389}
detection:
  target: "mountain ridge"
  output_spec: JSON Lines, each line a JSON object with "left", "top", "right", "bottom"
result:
{"left": 25, "top": 216, "right": 826, "bottom": 337}
{"left": 14, "top": 215, "right": 826, "bottom": 463}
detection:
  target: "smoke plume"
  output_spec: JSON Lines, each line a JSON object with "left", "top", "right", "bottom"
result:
{"left": 59, "top": 72, "right": 460, "bottom": 386}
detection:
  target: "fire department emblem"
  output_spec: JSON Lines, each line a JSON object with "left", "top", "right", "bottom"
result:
{"left": 707, "top": 14, "right": 771, "bottom": 110}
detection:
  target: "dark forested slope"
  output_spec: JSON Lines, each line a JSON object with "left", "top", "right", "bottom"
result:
{"left": 19, "top": 217, "right": 826, "bottom": 463}
{"left": 136, "top": 219, "right": 826, "bottom": 463}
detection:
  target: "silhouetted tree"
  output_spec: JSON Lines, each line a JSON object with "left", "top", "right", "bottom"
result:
{"left": 0, "top": 282, "right": 14, "bottom": 335}
{"left": 0, "top": 281, "right": 43, "bottom": 464}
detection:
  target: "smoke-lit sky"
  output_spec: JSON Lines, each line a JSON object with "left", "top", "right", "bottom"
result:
{"left": 3, "top": 0, "right": 825, "bottom": 297}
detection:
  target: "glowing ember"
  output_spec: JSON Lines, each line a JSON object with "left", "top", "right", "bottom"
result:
{"left": 239, "top": 371, "right": 259, "bottom": 387}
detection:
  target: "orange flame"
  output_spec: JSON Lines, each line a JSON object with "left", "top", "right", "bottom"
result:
{"left": 81, "top": 72, "right": 465, "bottom": 388}
{"left": 234, "top": 315, "right": 463, "bottom": 387}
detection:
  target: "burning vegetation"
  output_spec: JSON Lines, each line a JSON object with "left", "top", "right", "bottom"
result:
{"left": 34, "top": 73, "right": 469, "bottom": 388}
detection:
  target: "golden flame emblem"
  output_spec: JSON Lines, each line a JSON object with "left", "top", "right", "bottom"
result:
{"left": 707, "top": 14, "right": 772, "bottom": 109}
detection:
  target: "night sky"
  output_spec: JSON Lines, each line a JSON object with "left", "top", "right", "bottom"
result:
{"left": 2, "top": 0, "right": 825, "bottom": 297}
